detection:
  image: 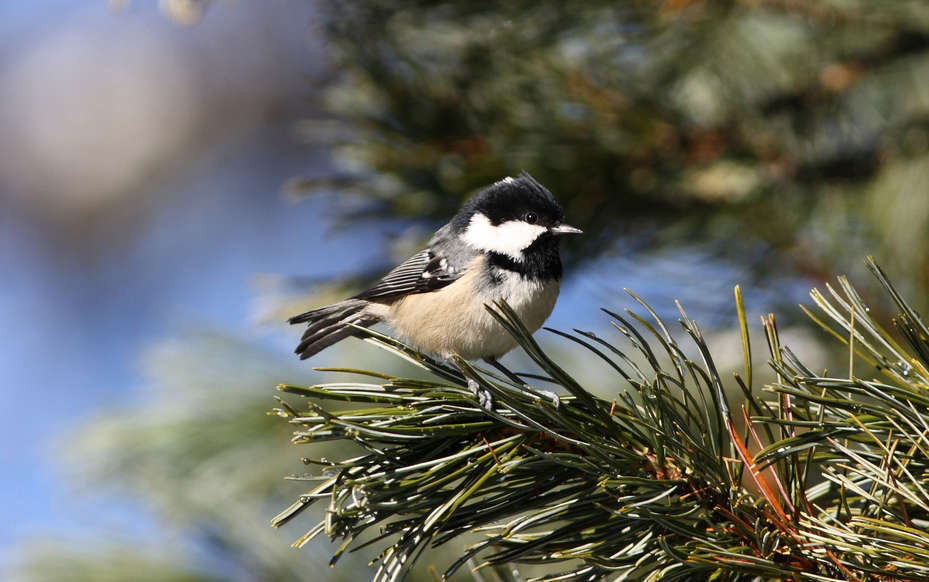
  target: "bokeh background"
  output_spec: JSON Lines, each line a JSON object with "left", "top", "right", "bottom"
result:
{"left": 3, "top": 1, "right": 929, "bottom": 580}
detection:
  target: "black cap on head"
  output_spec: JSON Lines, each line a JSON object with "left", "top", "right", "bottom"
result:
{"left": 451, "top": 172, "right": 565, "bottom": 232}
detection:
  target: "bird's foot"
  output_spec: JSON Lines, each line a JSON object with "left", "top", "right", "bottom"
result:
{"left": 482, "top": 357, "right": 560, "bottom": 408}
{"left": 468, "top": 377, "right": 493, "bottom": 410}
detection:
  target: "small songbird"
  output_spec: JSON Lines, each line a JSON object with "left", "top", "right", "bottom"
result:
{"left": 289, "top": 173, "right": 580, "bottom": 397}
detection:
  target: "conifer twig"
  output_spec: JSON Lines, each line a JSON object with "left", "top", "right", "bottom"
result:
{"left": 274, "top": 259, "right": 929, "bottom": 581}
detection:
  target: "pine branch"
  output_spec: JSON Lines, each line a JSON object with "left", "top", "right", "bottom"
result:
{"left": 273, "top": 260, "right": 929, "bottom": 581}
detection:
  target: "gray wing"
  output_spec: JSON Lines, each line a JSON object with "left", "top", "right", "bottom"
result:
{"left": 353, "top": 225, "right": 476, "bottom": 302}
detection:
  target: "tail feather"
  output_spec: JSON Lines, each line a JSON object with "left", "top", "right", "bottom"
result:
{"left": 289, "top": 299, "right": 380, "bottom": 359}
{"left": 288, "top": 302, "right": 351, "bottom": 325}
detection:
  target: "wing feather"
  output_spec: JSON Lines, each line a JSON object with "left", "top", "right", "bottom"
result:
{"left": 352, "top": 249, "right": 449, "bottom": 300}
{"left": 352, "top": 229, "right": 475, "bottom": 301}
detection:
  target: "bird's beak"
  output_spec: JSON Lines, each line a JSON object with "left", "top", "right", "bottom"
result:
{"left": 550, "top": 224, "right": 583, "bottom": 235}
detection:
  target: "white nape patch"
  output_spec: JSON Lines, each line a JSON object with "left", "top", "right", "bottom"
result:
{"left": 461, "top": 212, "right": 547, "bottom": 260}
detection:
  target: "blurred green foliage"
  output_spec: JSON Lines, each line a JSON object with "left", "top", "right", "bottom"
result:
{"left": 11, "top": 335, "right": 331, "bottom": 582}
{"left": 12, "top": 544, "right": 225, "bottom": 582}
{"left": 302, "top": 0, "right": 929, "bottom": 310}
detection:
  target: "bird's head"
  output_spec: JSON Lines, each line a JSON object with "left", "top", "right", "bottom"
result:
{"left": 454, "top": 173, "right": 581, "bottom": 262}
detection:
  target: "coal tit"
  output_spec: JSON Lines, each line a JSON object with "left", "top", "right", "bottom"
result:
{"left": 289, "top": 173, "right": 580, "bottom": 401}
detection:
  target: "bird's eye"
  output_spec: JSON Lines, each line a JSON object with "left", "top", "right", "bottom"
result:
{"left": 525, "top": 212, "right": 538, "bottom": 224}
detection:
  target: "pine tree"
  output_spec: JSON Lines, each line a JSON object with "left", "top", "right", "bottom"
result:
{"left": 275, "top": 258, "right": 929, "bottom": 581}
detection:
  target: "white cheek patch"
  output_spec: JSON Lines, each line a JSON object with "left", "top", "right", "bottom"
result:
{"left": 462, "top": 213, "right": 547, "bottom": 260}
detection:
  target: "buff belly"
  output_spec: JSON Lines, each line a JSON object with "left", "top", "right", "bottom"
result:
{"left": 380, "top": 261, "right": 560, "bottom": 360}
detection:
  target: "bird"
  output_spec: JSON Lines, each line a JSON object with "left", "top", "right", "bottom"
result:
{"left": 289, "top": 173, "right": 581, "bottom": 405}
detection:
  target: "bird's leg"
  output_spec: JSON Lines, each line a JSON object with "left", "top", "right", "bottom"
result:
{"left": 483, "top": 357, "right": 560, "bottom": 408}
{"left": 467, "top": 377, "right": 494, "bottom": 410}
{"left": 444, "top": 354, "right": 492, "bottom": 410}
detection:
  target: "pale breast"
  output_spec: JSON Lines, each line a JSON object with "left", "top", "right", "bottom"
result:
{"left": 384, "top": 256, "right": 560, "bottom": 360}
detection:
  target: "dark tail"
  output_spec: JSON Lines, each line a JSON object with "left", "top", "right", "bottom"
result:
{"left": 288, "top": 299, "right": 380, "bottom": 359}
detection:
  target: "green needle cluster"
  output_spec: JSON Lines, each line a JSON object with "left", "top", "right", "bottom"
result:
{"left": 273, "top": 260, "right": 929, "bottom": 582}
